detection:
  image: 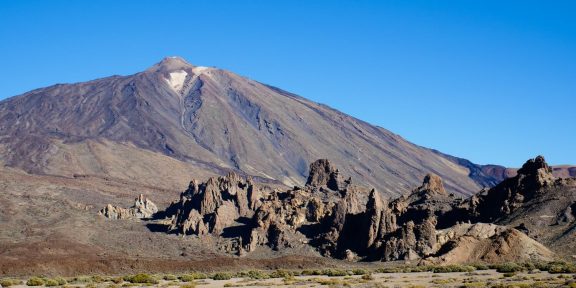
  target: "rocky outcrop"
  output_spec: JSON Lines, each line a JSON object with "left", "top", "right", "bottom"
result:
{"left": 424, "top": 223, "right": 555, "bottom": 264}
{"left": 157, "top": 159, "right": 372, "bottom": 255}
{"left": 109, "top": 157, "right": 570, "bottom": 263}
{"left": 99, "top": 194, "right": 158, "bottom": 220}
{"left": 461, "top": 156, "right": 576, "bottom": 258}
{"left": 167, "top": 172, "right": 263, "bottom": 236}
{"left": 306, "top": 159, "right": 349, "bottom": 191}
{"left": 99, "top": 204, "right": 133, "bottom": 220}
{"left": 468, "top": 156, "right": 565, "bottom": 222}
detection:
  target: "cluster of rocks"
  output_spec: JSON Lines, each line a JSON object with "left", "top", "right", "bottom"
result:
{"left": 163, "top": 159, "right": 371, "bottom": 255}
{"left": 467, "top": 156, "right": 562, "bottom": 222}
{"left": 100, "top": 156, "right": 574, "bottom": 263}
{"left": 164, "top": 172, "right": 264, "bottom": 237}
{"left": 99, "top": 194, "right": 158, "bottom": 220}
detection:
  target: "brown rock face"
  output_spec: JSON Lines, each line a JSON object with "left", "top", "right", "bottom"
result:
{"left": 462, "top": 156, "right": 576, "bottom": 258}
{"left": 179, "top": 210, "right": 208, "bottom": 235}
{"left": 469, "top": 156, "right": 559, "bottom": 222}
{"left": 420, "top": 173, "right": 446, "bottom": 195}
{"left": 305, "top": 159, "right": 347, "bottom": 191}
{"left": 166, "top": 172, "right": 262, "bottom": 238}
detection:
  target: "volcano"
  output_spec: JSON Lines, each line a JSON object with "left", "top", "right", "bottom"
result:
{"left": 0, "top": 57, "right": 511, "bottom": 196}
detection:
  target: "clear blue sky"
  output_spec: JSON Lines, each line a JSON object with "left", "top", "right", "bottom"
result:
{"left": 1, "top": 0, "right": 574, "bottom": 167}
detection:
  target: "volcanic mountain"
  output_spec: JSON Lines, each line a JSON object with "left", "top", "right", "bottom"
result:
{"left": 0, "top": 57, "right": 535, "bottom": 196}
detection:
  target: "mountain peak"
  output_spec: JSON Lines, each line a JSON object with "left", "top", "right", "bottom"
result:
{"left": 147, "top": 56, "right": 194, "bottom": 73}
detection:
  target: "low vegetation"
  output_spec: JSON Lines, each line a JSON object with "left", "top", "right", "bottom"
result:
{"left": 179, "top": 272, "right": 207, "bottom": 282}
{"left": 211, "top": 272, "right": 233, "bottom": 280}
{"left": 432, "top": 264, "right": 475, "bottom": 273}
{"left": 26, "top": 277, "right": 45, "bottom": 286}
{"left": 0, "top": 278, "right": 22, "bottom": 287}
{"left": 123, "top": 273, "right": 159, "bottom": 284}
{"left": 4, "top": 261, "right": 576, "bottom": 287}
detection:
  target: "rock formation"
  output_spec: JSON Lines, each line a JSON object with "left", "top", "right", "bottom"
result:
{"left": 166, "top": 172, "right": 263, "bottom": 237}
{"left": 99, "top": 194, "right": 158, "bottom": 219}
{"left": 467, "top": 155, "right": 556, "bottom": 222}
{"left": 464, "top": 156, "right": 576, "bottom": 257}
{"left": 162, "top": 160, "right": 370, "bottom": 255}
{"left": 423, "top": 223, "right": 555, "bottom": 264}
{"left": 99, "top": 156, "right": 574, "bottom": 263}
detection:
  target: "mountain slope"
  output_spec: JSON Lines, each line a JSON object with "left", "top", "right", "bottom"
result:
{"left": 1, "top": 57, "right": 498, "bottom": 196}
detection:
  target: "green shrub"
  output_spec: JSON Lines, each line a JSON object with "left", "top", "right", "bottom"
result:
{"left": 375, "top": 267, "right": 401, "bottom": 273}
{"left": 0, "top": 279, "right": 22, "bottom": 287}
{"left": 301, "top": 269, "right": 322, "bottom": 275}
{"left": 471, "top": 263, "right": 489, "bottom": 270}
{"left": 269, "top": 269, "right": 293, "bottom": 278}
{"left": 27, "top": 277, "right": 46, "bottom": 286}
{"left": 432, "top": 265, "right": 475, "bottom": 273}
{"left": 179, "top": 272, "right": 207, "bottom": 282}
{"left": 546, "top": 262, "right": 576, "bottom": 274}
{"left": 0, "top": 279, "right": 19, "bottom": 287}
{"left": 520, "top": 262, "right": 536, "bottom": 271}
{"left": 45, "top": 279, "right": 60, "bottom": 286}
{"left": 245, "top": 270, "right": 270, "bottom": 279}
{"left": 163, "top": 274, "right": 177, "bottom": 281}
{"left": 211, "top": 273, "right": 232, "bottom": 281}
{"left": 493, "top": 262, "right": 524, "bottom": 273}
{"left": 180, "top": 283, "right": 196, "bottom": 288}
{"left": 179, "top": 275, "right": 195, "bottom": 282}
{"left": 352, "top": 268, "right": 368, "bottom": 275}
{"left": 54, "top": 277, "right": 67, "bottom": 285}
{"left": 125, "top": 273, "right": 158, "bottom": 284}
{"left": 321, "top": 269, "right": 348, "bottom": 277}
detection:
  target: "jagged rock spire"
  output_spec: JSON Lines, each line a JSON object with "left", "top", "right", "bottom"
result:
{"left": 306, "top": 159, "right": 346, "bottom": 191}
{"left": 419, "top": 173, "right": 447, "bottom": 195}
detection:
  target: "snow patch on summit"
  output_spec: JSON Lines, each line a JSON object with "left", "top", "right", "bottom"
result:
{"left": 165, "top": 70, "right": 188, "bottom": 93}
{"left": 192, "top": 66, "right": 210, "bottom": 74}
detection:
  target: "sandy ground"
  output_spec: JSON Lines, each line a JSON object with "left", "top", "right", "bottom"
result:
{"left": 3, "top": 270, "right": 576, "bottom": 288}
